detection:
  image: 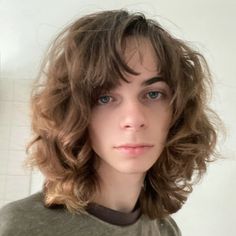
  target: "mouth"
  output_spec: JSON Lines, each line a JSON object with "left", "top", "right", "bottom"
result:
{"left": 115, "top": 143, "right": 154, "bottom": 148}
{"left": 114, "top": 144, "right": 154, "bottom": 156}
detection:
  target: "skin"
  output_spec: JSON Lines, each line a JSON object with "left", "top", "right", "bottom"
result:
{"left": 88, "top": 37, "right": 173, "bottom": 213}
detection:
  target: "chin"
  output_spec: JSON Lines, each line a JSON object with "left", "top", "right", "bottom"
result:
{"left": 115, "top": 163, "right": 153, "bottom": 175}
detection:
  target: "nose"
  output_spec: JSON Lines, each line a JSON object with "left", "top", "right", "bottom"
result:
{"left": 119, "top": 101, "right": 147, "bottom": 131}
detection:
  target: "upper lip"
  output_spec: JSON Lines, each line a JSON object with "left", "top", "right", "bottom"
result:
{"left": 115, "top": 143, "right": 154, "bottom": 148}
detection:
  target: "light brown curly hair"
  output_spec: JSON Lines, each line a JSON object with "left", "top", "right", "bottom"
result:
{"left": 26, "top": 9, "right": 221, "bottom": 219}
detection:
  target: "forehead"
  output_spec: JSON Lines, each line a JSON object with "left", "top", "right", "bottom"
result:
{"left": 123, "top": 36, "right": 160, "bottom": 74}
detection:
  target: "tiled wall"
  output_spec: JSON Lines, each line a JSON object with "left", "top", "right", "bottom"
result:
{"left": 0, "top": 78, "right": 43, "bottom": 208}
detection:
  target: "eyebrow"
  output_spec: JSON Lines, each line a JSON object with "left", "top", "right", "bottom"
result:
{"left": 141, "top": 76, "right": 165, "bottom": 86}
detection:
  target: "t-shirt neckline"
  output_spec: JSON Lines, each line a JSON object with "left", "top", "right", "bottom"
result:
{"left": 86, "top": 202, "right": 141, "bottom": 226}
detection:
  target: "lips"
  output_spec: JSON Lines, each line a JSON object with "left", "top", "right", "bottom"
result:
{"left": 114, "top": 144, "right": 154, "bottom": 156}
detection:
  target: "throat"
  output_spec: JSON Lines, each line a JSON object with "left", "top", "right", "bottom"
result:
{"left": 93, "top": 169, "right": 145, "bottom": 213}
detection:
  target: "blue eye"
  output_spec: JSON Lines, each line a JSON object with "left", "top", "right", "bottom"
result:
{"left": 146, "top": 91, "right": 162, "bottom": 99}
{"left": 98, "top": 95, "right": 112, "bottom": 104}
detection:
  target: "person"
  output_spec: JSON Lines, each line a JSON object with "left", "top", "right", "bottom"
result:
{"left": 0, "top": 9, "right": 220, "bottom": 236}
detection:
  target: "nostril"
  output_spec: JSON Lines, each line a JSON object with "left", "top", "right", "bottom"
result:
{"left": 123, "top": 122, "right": 146, "bottom": 130}
{"left": 119, "top": 105, "right": 147, "bottom": 130}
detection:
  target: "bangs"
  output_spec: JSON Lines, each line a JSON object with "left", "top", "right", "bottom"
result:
{"left": 66, "top": 12, "right": 162, "bottom": 103}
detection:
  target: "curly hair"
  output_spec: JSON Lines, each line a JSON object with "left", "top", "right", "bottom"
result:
{"left": 26, "top": 9, "right": 221, "bottom": 218}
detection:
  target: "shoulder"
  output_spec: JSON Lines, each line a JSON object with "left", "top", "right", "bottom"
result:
{"left": 0, "top": 192, "right": 46, "bottom": 219}
{"left": 1, "top": 191, "right": 43, "bottom": 210}
{"left": 0, "top": 191, "right": 41, "bottom": 213}
{"left": 0, "top": 192, "right": 66, "bottom": 236}
{"left": 0, "top": 193, "right": 100, "bottom": 236}
{"left": 0, "top": 192, "right": 44, "bottom": 234}
{"left": 138, "top": 214, "right": 181, "bottom": 236}
{"left": 158, "top": 216, "right": 182, "bottom": 236}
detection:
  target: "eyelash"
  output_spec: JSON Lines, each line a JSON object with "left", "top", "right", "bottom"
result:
{"left": 97, "top": 90, "right": 166, "bottom": 105}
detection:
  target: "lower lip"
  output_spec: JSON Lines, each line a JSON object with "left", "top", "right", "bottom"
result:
{"left": 115, "top": 146, "right": 153, "bottom": 156}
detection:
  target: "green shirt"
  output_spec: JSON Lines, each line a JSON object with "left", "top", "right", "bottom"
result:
{"left": 0, "top": 192, "right": 181, "bottom": 236}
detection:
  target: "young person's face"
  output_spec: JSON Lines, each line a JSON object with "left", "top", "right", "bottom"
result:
{"left": 89, "top": 37, "right": 172, "bottom": 175}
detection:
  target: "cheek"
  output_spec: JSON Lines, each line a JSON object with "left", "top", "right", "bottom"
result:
{"left": 151, "top": 108, "right": 172, "bottom": 130}
{"left": 90, "top": 113, "right": 113, "bottom": 136}
{"left": 89, "top": 113, "right": 114, "bottom": 151}
{"left": 90, "top": 108, "right": 118, "bottom": 134}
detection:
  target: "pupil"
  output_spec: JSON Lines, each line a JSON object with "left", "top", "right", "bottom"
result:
{"left": 100, "top": 96, "right": 109, "bottom": 103}
{"left": 149, "top": 92, "right": 158, "bottom": 98}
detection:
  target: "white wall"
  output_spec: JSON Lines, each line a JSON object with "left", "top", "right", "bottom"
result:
{"left": 0, "top": 78, "right": 32, "bottom": 206}
{"left": 0, "top": 0, "right": 235, "bottom": 235}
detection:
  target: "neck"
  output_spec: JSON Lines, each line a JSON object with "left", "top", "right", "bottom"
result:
{"left": 93, "top": 162, "right": 145, "bottom": 213}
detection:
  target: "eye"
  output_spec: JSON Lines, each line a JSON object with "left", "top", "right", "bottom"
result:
{"left": 146, "top": 91, "right": 163, "bottom": 100}
{"left": 97, "top": 95, "right": 113, "bottom": 105}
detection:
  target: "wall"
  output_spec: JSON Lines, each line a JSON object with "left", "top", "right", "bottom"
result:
{"left": 0, "top": 0, "right": 235, "bottom": 235}
{"left": 0, "top": 78, "right": 32, "bottom": 207}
